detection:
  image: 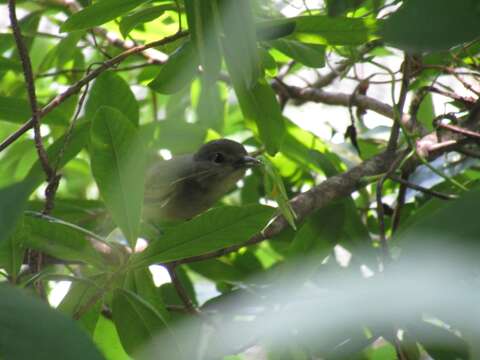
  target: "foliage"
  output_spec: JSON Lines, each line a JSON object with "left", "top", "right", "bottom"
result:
{"left": 0, "top": 0, "right": 480, "bottom": 359}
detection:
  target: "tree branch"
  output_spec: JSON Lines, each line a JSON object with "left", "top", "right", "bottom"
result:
{"left": 0, "top": 30, "right": 189, "bottom": 153}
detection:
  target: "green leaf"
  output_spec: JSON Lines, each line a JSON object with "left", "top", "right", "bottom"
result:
{"left": 58, "top": 279, "right": 104, "bottom": 335}
{"left": 90, "top": 106, "right": 146, "bottom": 247}
{"left": 0, "top": 96, "right": 69, "bottom": 125}
{"left": 290, "top": 202, "right": 344, "bottom": 257}
{"left": 26, "top": 121, "right": 90, "bottom": 187}
{"left": 256, "top": 18, "right": 296, "bottom": 41}
{"left": 61, "top": 0, "right": 149, "bottom": 32}
{"left": 417, "top": 93, "right": 435, "bottom": 132}
{"left": 93, "top": 316, "right": 131, "bottom": 360}
{"left": 269, "top": 39, "right": 325, "bottom": 68}
{"left": 218, "top": 0, "right": 261, "bottom": 89}
{"left": 195, "top": 80, "right": 225, "bottom": 132}
{"left": 0, "top": 122, "right": 90, "bottom": 247}
{"left": 85, "top": 71, "right": 139, "bottom": 126}
{"left": 260, "top": 155, "right": 297, "bottom": 230}
{"left": 0, "top": 216, "right": 27, "bottom": 280}
{"left": 123, "top": 268, "right": 170, "bottom": 320}
{"left": 0, "top": 285, "right": 104, "bottom": 360}
{"left": 112, "top": 288, "right": 174, "bottom": 356}
{"left": 292, "top": 15, "right": 377, "bottom": 45}
{"left": 119, "top": 5, "right": 173, "bottom": 38}
{"left": 0, "top": 179, "right": 36, "bottom": 246}
{"left": 408, "top": 321, "right": 469, "bottom": 360}
{"left": 57, "top": 31, "right": 84, "bottom": 68}
{"left": 22, "top": 214, "right": 105, "bottom": 268}
{"left": 229, "top": 78, "right": 286, "bottom": 155}
{"left": 184, "top": 0, "right": 222, "bottom": 82}
{"left": 132, "top": 204, "right": 275, "bottom": 267}
{"left": 148, "top": 41, "right": 198, "bottom": 94}
{"left": 0, "top": 56, "right": 22, "bottom": 73}
{"left": 380, "top": 0, "right": 480, "bottom": 52}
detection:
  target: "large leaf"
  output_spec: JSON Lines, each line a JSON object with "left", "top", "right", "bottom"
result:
{"left": 111, "top": 288, "right": 175, "bottom": 356}
{"left": 22, "top": 215, "right": 105, "bottom": 268}
{"left": 119, "top": 5, "right": 173, "bottom": 38}
{"left": 0, "top": 56, "right": 21, "bottom": 73}
{"left": 93, "top": 317, "right": 131, "bottom": 360}
{"left": 408, "top": 321, "right": 469, "bottom": 360}
{"left": 0, "top": 96, "right": 73, "bottom": 125}
{"left": 269, "top": 39, "right": 325, "bottom": 68}
{"left": 0, "top": 179, "right": 36, "bottom": 246}
{"left": 148, "top": 41, "right": 198, "bottom": 94}
{"left": 218, "top": 0, "right": 260, "bottom": 89}
{"left": 0, "top": 121, "right": 90, "bottom": 247}
{"left": 292, "top": 15, "right": 376, "bottom": 45}
{"left": 0, "top": 285, "right": 104, "bottom": 360}
{"left": 0, "top": 213, "right": 27, "bottom": 280}
{"left": 132, "top": 204, "right": 275, "bottom": 267}
{"left": 381, "top": 0, "right": 480, "bottom": 52}
{"left": 61, "top": 0, "right": 149, "bottom": 32}
{"left": 85, "top": 71, "right": 139, "bottom": 126}
{"left": 237, "top": 80, "right": 286, "bottom": 155}
{"left": 58, "top": 279, "right": 104, "bottom": 335}
{"left": 123, "top": 268, "right": 170, "bottom": 319}
{"left": 184, "top": 0, "right": 222, "bottom": 82}
{"left": 90, "top": 106, "right": 146, "bottom": 247}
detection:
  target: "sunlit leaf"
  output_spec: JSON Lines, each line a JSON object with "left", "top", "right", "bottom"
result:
{"left": 148, "top": 41, "right": 198, "bottom": 94}
{"left": 90, "top": 106, "right": 146, "bottom": 247}
{"left": 132, "top": 205, "right": 274, "bottom": 267}
{"left": 0, "top": 285, "right": 104, "bottom": 360}
{"left": 61, "top": 0, "right": 150, "bottom": 32}
{"left": 85, "top": 71, "right": 139, "bottom": 126}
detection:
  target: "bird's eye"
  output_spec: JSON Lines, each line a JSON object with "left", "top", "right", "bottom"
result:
{"left": 212, "top": 152, "right": 225, "bottom": 163}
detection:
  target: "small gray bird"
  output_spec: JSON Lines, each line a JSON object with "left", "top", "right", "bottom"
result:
{"left": 143, "top": 139, "right": 260, "bottom": 221}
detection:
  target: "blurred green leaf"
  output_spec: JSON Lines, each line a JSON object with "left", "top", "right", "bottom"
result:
{"left": 61, "top": 0, "right": 150, "bottom": 32}
{"left": 260, "top": 155, "right": 297, "bottom": 229}
{"left": 269, "top": 39, "right": 325, "bottom": 68}
{"left": 184, "top": 0, "right": 222, "bottom": 82}
{"left": 417, "top": 93, "right": 435, "bottom": 132}
{"left": 0, "top": 285, "right": 104, "bottom": 360}
{"left": 0, "top": 56, "right": 21, "bottom": 73}
{"left": 86, "top": 71, "right": 139, "bottom": 126}
{"left": 268, "top": 15, "right": 377, "bottom": 45}
{"left": 56, "top": 32, "right": 84, "bottom": 69}
{"left": 0, "top": 179, "right": 36, "bottom": 246}
{"left": 148, "top": 41, "right": 198, "bottom": 94}
{"left": 0, "top": 216, "right": 27, "bottom": 280}
{"left": 93, "top": 316, "right": 131, "bottom": 360}
{"left": 218, "top": 0, "right": 261, "bottom": 89}
{"left": 195, "top": 80, "right": 225, "bottom": 132}
{"left": 234, "top": 80, "right": 286, "bottom": 155}
{"left": 409, "top": 321, "right": 469, "bottom": 360}
{"left": 119, "top": 5, "right": 173, "bottom": 38}
{"left": 90, "top": 106, "right": 146, "bottom": 247}
{"left": 58, "top": 279, "right": 104, "bottom": 335}
{"left": 381, "top": 0, "right": 480, "bottom": 52}
{"left": 0, "top": 96, "right": 70, "bottom": 125}
{"left": 256, "top": 18, "right": 296, "bottom": 41}
{"left": 132, "top": 205, "right": 274, "bottom": 266}
{"left": 112, "top": 288, "right": 175, "bottom": 356}
{"left": 22, "top": 214, "right": 105, "bottom": 268}
{"left": 123, "top": 268, "right": 170, "bottom": 320}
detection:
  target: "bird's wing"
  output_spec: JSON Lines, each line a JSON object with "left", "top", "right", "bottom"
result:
{"left": 143, "top": 155, "right": 193, "bottom": 207}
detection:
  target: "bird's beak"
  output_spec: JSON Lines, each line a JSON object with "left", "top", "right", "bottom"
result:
{"left": 238, "top": 155, "right": 262, "bottom": 168}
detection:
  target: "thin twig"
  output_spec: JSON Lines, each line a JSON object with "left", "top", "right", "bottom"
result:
{"left": 166, "top": 264, "right": 199, "bottom": 315}
{"left": 389, "top": 176, "right": 458, "bottom": 201}
{"left": 8, "top": 0, "right": 54, "bottom": 181}
{"left": 0, "top": 30, "right": 189, "bottom": 153}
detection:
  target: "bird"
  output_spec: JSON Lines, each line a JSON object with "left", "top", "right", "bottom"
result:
{"left": 143, "top": 139, "right": 261, "bottom": 222}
